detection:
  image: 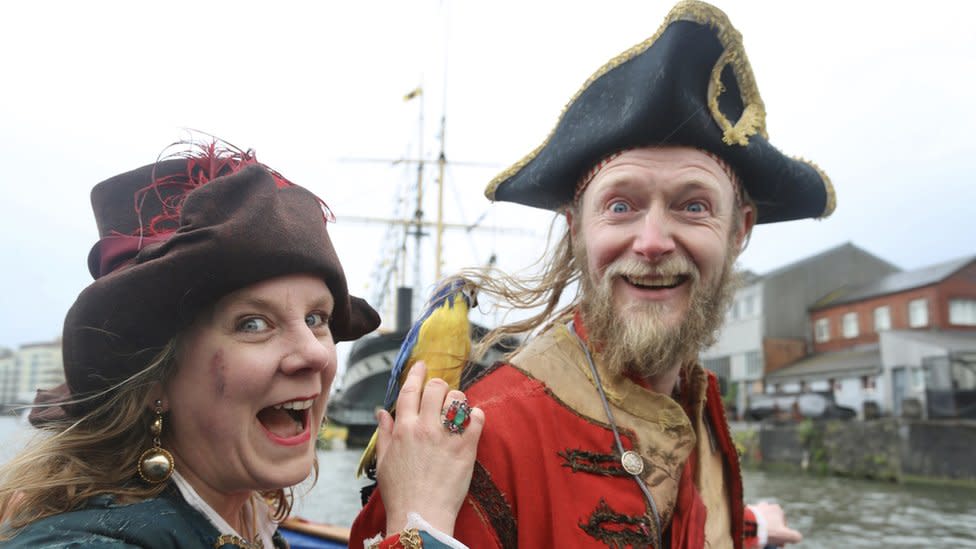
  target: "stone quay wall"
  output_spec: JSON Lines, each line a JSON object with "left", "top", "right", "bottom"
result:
{"left": 743, "top": 419, "right": 976, "bottom": 482}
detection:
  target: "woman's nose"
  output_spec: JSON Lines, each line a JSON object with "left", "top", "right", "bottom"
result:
{"left": 279, "top": 324, "right": 334, "bottom": 375}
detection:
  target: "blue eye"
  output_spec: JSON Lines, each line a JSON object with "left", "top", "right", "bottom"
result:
{"left": 306, "top": 312, "right": 329, "bottom": 328}
{"left": 685, "top": 201, "right": 707, "bottom": 213}
{"left": 238, "top": 317, "right": 269, "bottom": 332}
{"left": 609, "top": 200, "right": 631, "bottom": 214}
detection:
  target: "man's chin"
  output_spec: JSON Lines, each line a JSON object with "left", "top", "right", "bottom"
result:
{"left": 614, "top": 301, "right": 685, "bottom": 329}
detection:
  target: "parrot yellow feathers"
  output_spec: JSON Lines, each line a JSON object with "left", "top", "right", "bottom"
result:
{"left": 356, "top": 276, "right": 477, "bottom": 477}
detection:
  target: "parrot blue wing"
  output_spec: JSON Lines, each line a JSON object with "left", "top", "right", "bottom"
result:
{"left": 381, "top": 277, "right": 469, "bottom": 410}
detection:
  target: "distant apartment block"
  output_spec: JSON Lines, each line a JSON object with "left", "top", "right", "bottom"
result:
{"left": 0, "top": 348, "right": 14, "bottom": 405}
{"left": 0, "top": 340, "right": 64, "bottom": 405}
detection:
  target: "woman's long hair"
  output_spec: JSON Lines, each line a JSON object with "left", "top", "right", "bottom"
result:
{"left": 0, "top": 337, "right": 298, "bottom": 537}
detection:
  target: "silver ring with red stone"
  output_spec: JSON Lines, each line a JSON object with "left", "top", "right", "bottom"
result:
{"left": 442, "top": 399, "right": 472, "bottom": 434}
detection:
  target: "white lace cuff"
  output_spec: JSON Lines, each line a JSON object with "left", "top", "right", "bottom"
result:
{"left": 746, "top": 504, "right": 769, "bottom": 546}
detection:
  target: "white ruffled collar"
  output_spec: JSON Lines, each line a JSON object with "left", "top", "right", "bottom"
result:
{"left": 172, "top": 470, "right": 278, "bottom": 548}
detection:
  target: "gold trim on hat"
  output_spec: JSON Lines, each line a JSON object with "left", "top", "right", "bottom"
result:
{"left": 485, "top": 0, "right": 754, "bottom": 201}
{"left": 707, "top": 46, "right": 767, "bottom": 146}
{"left": 794, "top": 156, "right": 837, "bottom": 218}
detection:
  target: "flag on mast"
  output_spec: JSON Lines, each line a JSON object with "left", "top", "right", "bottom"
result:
{"left": 403, "top": 87, "right": 423, "bottom": 101}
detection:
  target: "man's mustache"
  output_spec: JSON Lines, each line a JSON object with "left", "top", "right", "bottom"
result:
{"left": 601, "top": 255, "right": 701, "bottom": 283}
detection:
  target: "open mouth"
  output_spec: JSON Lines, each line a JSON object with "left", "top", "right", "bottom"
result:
{"left": 257, "top": 398, "right": 313, "bottom": 439}
{"left": 623, "top": 274, "right": 689, "bottom": 290}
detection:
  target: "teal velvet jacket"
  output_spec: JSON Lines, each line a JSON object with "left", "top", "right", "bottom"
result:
{"left": 1, "top": 486, "right": 286, "bottom": 548}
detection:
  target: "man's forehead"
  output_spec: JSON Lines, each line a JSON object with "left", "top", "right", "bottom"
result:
{"left": 607, "top": 147, "right": 727, "bottom": 173}
{"left": 579, "top": 146, "right": 740, "bottom": 201}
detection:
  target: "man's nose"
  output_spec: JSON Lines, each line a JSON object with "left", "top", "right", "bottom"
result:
{"left": 279, "top": 324, "right": 333, "bottom": 375}
{"left": 631, "top": 206, "right": 676, "bottom": 260}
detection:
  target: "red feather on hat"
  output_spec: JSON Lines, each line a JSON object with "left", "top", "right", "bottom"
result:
{"left": 131, "top": 139, "right": 334, "bottom": 238}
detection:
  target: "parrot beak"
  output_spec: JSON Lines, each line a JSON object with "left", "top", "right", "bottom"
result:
{"left": 462, "top": 283, "right": 478, "bottom": 309}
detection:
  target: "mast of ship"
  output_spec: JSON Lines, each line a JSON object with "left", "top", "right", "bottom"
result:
{"left": 343, "top": 5, "right": 531, "bottom": 326}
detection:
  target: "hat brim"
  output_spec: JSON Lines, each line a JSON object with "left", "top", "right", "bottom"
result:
{"left": 485, "top": 1, "right": 835, "bottom": 224}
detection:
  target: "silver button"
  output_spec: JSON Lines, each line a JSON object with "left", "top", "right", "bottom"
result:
{"left": 621, "top": 450, "right": 644, "bottom": 476}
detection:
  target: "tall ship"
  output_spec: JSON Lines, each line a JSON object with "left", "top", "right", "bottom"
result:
{"left": 326, "top": 88, "right": 520, "bottom": 447}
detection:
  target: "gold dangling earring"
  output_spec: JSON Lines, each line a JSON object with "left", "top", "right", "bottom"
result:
{"left": 137, "top": 399, "right": 174, "bottom": 484}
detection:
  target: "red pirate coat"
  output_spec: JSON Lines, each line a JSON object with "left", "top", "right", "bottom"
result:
{"left": 352, "top": 318, "right": 759, "bottom": 548}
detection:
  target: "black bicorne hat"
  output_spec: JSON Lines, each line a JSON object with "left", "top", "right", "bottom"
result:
{"left": 485, "top": 0, "right": 835, "bottom": 224}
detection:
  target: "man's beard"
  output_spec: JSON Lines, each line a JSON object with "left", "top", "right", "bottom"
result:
{"left": 578, "top": 239, "right": 740, "bottom": 380}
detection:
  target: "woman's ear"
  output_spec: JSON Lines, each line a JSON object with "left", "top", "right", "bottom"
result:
{"left": 145, "top": 382, "right": 168, "bottom": 413}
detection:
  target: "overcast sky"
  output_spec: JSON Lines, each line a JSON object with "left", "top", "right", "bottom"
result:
{"left": 1, "top": 0, "right": 974, "bottom": 356}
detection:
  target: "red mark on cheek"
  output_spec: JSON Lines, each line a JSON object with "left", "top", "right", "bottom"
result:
{"left": 211, "top": 349, "right": 226, "bottom": 397}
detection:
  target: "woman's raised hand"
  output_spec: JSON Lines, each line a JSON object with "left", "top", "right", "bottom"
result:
{"left": 375, "top": 361, "right": 485, "bottom": 537}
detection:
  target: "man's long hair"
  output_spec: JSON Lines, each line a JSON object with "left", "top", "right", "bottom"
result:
{"left": 467, "top": 212, "right": 583, "bottom": 360}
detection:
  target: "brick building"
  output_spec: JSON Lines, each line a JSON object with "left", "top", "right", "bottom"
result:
{"left": 767, "top": 255, "right": 976, "bottom": 418}
{"left": 809, "top": 256, "right": 976, "bottom": 353}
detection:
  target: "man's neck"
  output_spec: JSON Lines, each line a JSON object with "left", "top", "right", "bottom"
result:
{"left": 629, "top": 363, "right": 682, "bottom": 395}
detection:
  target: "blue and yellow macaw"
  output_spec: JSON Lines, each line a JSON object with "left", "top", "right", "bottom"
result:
{"left": 356, "top": 276, "right": 478, "bottom": 477}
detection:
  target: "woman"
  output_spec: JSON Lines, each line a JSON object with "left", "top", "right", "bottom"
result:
{"left": 0, "top": 142, "right": 483, "bottom": 548}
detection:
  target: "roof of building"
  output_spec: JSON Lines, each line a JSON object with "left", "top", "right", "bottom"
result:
{"left": 812, "top": 255, "right": 975, "bottom": 310}
{"left": 19, "top": 339, "right": 61, "bottom": 350}
{"left": 759, "top": 242, "right": 898, "bottom": 281}
{"left": 766, "top": 344, "right": 882, "bottom": 382}
{"left": 738, "top": 270, "right": 760, "bottom": 285}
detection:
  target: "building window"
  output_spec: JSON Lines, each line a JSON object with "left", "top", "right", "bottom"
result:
{"left": 908, "top": 298, "right": 929, "bottom": 327}
{"left": 861, "top": 375, "right": 877, "bottom": 393}
{"left": 949, "top": 299, "right": 976, "bottom": 326}
{"left": 745, "top": 351, "right": 763, "bottom": 379}
{"left": 814, "top": 318, "right": 830, "bottom": 342}
{"left": 873, "top": 306, "right": 891, "bottom": 332}
{"left": 911, "top": 367, "right": 926, "bottom": 390}
{"left": 842, "top": 312, "right": 859, "bottom": 338}
{"left": 703, "top": 356, "right": 731, "bottom": 381}
{"left": 742, "top": 295, "right": 755, "bottom": 317}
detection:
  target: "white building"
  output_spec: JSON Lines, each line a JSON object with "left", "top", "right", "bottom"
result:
{"left": 880, "top": 330, "right": 976, "bottom": 418}
{"left": 762, "top": 344, "right": 884, "bottom": 419}
{"left": 701, "top": 276, "right": 764, "bottom": 416}
{"left": 0, "top": 340, "right": 64, "bottom": 406}
{"left": 0, "top": 348, "right": 15, "bottom": 405}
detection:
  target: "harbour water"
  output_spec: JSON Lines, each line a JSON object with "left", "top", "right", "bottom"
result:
{"left": 1, "top": 416, "right": 974, "bottom": 546}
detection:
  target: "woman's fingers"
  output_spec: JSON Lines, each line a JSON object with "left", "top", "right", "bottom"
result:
{"left": 418, "top": 378, "right": 451, "bottom": 426}
{"left": 464, "top": 404, "right": 485, "bottom": 441}
{"left": 392, "top": 362, "right": 483, "bottom": 441}
{"left": 394, "top": 361, "right": 427, "bottom": 421}
{"left": 374, "top": 409, "right": 393, "bottom": 462}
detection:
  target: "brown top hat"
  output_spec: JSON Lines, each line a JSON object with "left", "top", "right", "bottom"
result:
{"left": 485, "top": 0, "right": 835, "bottom": 224}
{"left": 35, "top": 147, "right": 379, "bottom": 422}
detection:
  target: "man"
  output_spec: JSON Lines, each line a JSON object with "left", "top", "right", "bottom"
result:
{"left": 353, "top": 1, "right": 829, "bottom": 547}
